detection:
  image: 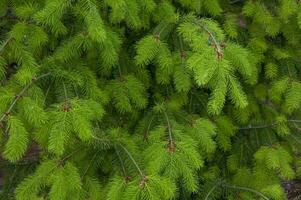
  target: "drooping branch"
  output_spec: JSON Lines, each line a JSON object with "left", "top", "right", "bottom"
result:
{"left": 143, "top": 115, "right": 155, "bottom": 141}
{"left": 114, "top": 145, "right": 128, "bottom": 180}
{"left": 222, "top": 183, "right": 270, "bottom": 200}
{"left": 238, "top": 119, "right": 301, "bottom": 130}
{"left": 229, "top": 0, "right": 244, "bottom": 4}
{"left": 93, "top": 136, "right": 144, "bottom": 182}
{"left": 80, "top": 151, "right": 99, "bottom": 181}
{"left": 288, "top": 119, "right": 301, "bottom": 123}
{"left": 0, "top": 37, "right": 12, "bottom": 54}
{"left": 0, "top": 73, "right": 51, "bottom": 123}
{"left": 205, "top": 183, "right": 219, "bottom": 200}
{"left": 118, "top": 144, "right": 145, "bottom": 179}
{"left": 239, "top": 123, "right": 276, "bottom": 130}
{"left": 162, "top": 110, "right": 175, "bottom": 152}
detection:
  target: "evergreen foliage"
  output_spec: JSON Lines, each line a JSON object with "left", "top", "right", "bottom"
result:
{"left": 0, "top": 0, "right": 301, "bottom": 200}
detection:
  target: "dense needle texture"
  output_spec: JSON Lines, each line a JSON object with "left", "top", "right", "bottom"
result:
{"left": 0, "top": 0, "right": 301, "bottom": 199}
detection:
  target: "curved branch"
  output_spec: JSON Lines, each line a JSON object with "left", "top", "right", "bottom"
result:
{"left": 239, "top": 123, "right": 276, "bottom": 130}
{"left": 143, "top": 115, "right": 155, "bottom": 141}
{"left": 239, "top": 119, "right": 301, "bottom": 130}
{"left": 222, "top": 183, "right": 270, "bottom": 200}
{"left": 115, "top": 145, "right": 127, "bottom": 178}
{"left": 288, "top": 119, "right": 301, "bottom": 123}
{"left": 162, "top": 110, "right": 175, "bottom": 150}
{"left": 0, "top": 73, "right": 51, "bottom": 123}
{"left": 202, "top": 25, "right": 223, "bottom": 57}
{"left": 118, "top": 144, "right": 145, "bottom": 179}
{"left": 0, "top": 37, "right": 12, "bottom": 54}
{"left": 81, "top": 151, "right": 99, "bottom": 181}
{"left": 205, "top": 183, "right": 219, "bottom": 200}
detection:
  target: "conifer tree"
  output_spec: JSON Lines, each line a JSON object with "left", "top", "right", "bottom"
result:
{"left": 0, "top": 0, "right": 301, "bottom": 200}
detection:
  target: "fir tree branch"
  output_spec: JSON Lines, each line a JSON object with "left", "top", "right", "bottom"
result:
{"left": 92, "top": 136, "right": 133, "bottom": 179}
{"left": 289, "top": 134, "right": 301, "bottom": 145}
{"left": 205, "top": 183, "right": 219, "bottom": 200}
{"left": 229, "top": 0, "right": 243, "bottom": 4}
{"left": 0, "top": 73, "right": 50, "bottom": 123}
{"left": 117, "top": 64, "right": 122, "bottom": 77}
{"left": 0, "top": 14, "right": 19, "bottom": 21}
{"left": 62, "top": 81, "right": 68, "bottom": 101}
{"left": 201, "top": 25, "right": 223, "bottom": 59}
{"left": 115, "top": 145, "right": 128, "bottom": 179}
{"left": 81, "top": 151, "right": 99, "bottom": 181}
{"left": 0, "top": 156, "right": 39, "bottom": 166}
{"left": 239, "top": 123, "right": 276, "bottom": 130}
{"left": 189, "top": 19, "right": 224, "bottom": 58}
{"left": 59, "top": 148, "right": 82, "bottom": 164}
{"left": 288, "top": 119, "right": 301, "bottom": 123}
{"left": 118, "top": 144, "right": 145, "bottom": 179}
{"left": 162, "top": 110, "right": 175, "bottom": 151}
{"left": 0, "top": 37, "right": 12, "bottom": 54}
{"left": 143, "top": 115, "right": 155, "bottom": 141}
{"left": 289, "top": 123, "right": 301, "bottom": 145}
{"left": 43, "top": 82, "right": 52, "bottom": 105}
{"left": 33, "top": 148, "right": 82, "bottom": 181}
{"left": 239, "top": 119, "right": 301, "bottom": 130}
{"left": 222, "top": 183, "right": 270, "bottom": 200}
{"left": 6, "top": 165, "right": 17, "bottom": 194}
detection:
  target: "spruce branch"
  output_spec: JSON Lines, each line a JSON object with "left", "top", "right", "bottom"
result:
{"left": 143, "top": 115, "right": 155, "bottom": 141}
{"left": 118, "top": 144, "right": 145, "bottom": 179}
{"left": 0, "top": 73, "right": 50, "bottom": 123}
{"left": 117, "top": 143, "right": 150, "bottom": 188}
{"left": 201, "top": 25, "right": 223, "bottom": 59}
{"left": 43, "top": 82, "right": 52, "bottom": 105}
{"left": 205, "top": 183, "right": 220, "bottom": 200}
{"left": 162, "top": 110, "right": 175, "bottom": 152}
{"left": 204, "top": 181, "right": 270, "bottom": 200}
{"left": 3, "top": 1, "right": 301, "bottom": 199}
{"left": 239, "top": 123, "right": 276, "bottom": 130}
{"left": 0, "top": 14, "right": 19, "bottom": 22}
{"left": 81, "top": 151, "right": 99, "bottom": 181}
{"left": 239, "top": 119, "right": 301, "bottom": 130}
{"left": 0, "top": 37, "right": 13, "bottom": 54}
{"left": 62, "top": 81, "right": 68, "bottom": 101}
{"left": 222, "top": 183, "right": 270, "bottom": 200}
{"left": 288, "top": 119, "right": 301, "bottom": 123}
{"left": 33, "top": 148, "right": 82, "bottom": 182}
{"left": 117, "top": 64, "right": 122, "bottom": 77}
{"left": 115, "top": 145, "right": 130, "bottom": 182}
{"left": 291, "top": 121, "right": 301, "bottom": 132}
{"left": 92, "top": 136, "right": 137, "bottom": 181}
{"left": 229, "top": 0, "right": 244, "bottom": 4}
{"left": 154, "top": 24, "right": 168, "bottom": 40}
{"left": 62, "top": 81, "right": 71, "bottom": 112}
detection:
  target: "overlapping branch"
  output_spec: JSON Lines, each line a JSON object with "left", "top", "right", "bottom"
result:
{"left": 239, "top": 119, "right": 301, "bottom": 130}
{"left": 0, "top": 73, "right": 51, "bottom": 123}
